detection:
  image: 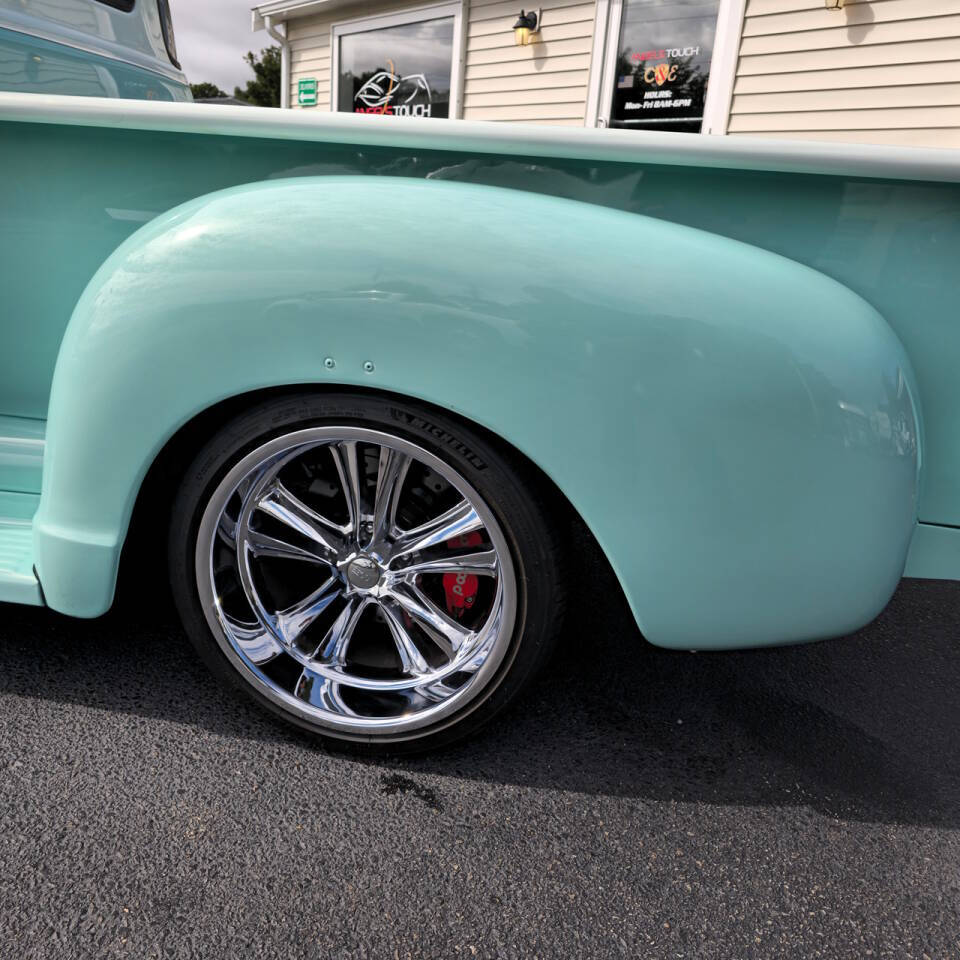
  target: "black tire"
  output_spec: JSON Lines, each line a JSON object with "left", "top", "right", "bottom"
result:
{"left": 168, "top": 391, "right": 566, "bottom": 754}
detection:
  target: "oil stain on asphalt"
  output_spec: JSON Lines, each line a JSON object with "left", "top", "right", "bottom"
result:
{"left": 380, "top": 773, "right": 443, "bottom": 812}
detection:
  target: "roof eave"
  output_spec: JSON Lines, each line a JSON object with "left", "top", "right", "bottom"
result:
{"left": 251, "top": 0, "right": 341, "bottom": 29}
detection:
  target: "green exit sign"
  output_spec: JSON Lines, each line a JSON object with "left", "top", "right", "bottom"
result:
{"left": 298, "top": 78, "right": 317, "bottom": 106}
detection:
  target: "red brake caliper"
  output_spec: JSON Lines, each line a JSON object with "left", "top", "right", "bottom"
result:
{"left": 442, "top": 532, "right": 483, "bottom": 619}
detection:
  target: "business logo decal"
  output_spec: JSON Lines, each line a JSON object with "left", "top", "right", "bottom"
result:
{"left": 631, "top": 45, "right": 700, "bottom": 63}
{"left": 354, "top": 58, "right": 433, "bottom": 116}
{"left": 615, "top": 33, "right": 710, "bottom": 125}
{"left": 617, "top": 41, "right": 700, "bottom": 115}
{"left": 649, "top": 62, "right": 676, "bottom": 86}
{"left": 629, "top": 45, "right": 701, "bottom": 87}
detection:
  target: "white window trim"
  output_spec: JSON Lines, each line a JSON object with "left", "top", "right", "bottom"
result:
{"left": 701, "top": 0, "right": 747, "bottom": 135}
{"left": 590, "top": 0, "right": 622, "bottom": 128}
{"left": 584, "top": 0, "right": 612, "bottom": 127}
{"left": 586, "top": 0, "right": 747, "bottom": 135}
{"left": 330, "top": 2, "right": 465, "bottom": 118}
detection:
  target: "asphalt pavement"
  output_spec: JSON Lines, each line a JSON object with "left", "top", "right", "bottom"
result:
{"left": 0, "top": 559, "right": 958, "bottom": 959}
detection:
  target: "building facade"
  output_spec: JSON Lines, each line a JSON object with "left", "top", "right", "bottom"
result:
{"left": 251, "top": 0, "right": 960, "bottom": 148}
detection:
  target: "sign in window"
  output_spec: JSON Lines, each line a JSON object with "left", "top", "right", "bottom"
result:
{"left": 609, "top": 0, "right": 720, "bottom": 132}
{"left": 337, "top": 16, "right": 454, "bottom": 118}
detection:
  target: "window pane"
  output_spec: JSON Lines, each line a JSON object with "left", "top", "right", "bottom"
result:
{"left": 609, "top": 0, "right": 720, "bottom": 132}
{"left": 338, "top": 17, "right": 454, "bottom": 118}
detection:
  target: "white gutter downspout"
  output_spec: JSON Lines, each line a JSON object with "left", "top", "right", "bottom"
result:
{"left": 264, "top": 15, "right": 290, "bottom": 109}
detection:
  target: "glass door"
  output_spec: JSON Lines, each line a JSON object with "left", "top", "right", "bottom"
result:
{"left": 332, "top": 5, "right": 461, "bottom": 119}
{"left": 603, "top": 0, "right": 722, "bottom": 133}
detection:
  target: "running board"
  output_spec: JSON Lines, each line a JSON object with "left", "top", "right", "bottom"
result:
{"left": 0, "top": 491, "right": 43, "bottom": 606}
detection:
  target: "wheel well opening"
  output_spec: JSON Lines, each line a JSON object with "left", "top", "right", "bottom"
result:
{"left": 114, "top": 384, "right": 626, "bottom": 619}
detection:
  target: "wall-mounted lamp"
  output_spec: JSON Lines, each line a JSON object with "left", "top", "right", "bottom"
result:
{"left": 513, "top": 8, "right": 542, "bottom": 45}
{"left": 824, "top": 0, "right": 846, "bottom": 8}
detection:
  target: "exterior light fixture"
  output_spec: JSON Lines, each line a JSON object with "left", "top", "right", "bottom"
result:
{"left": 824, "top": 0, "right": 846, "bottom": 8}
{"left": 513, "top": 9, "right": 541, "bottom": 46}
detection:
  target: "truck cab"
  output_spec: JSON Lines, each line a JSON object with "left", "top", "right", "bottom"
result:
{"left": 0, "top": 0, "right": 190, "bottom": 101}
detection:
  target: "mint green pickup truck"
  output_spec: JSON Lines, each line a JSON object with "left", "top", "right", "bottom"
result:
{"left": 1, "top": 0, "right": 958, "bottom": 750}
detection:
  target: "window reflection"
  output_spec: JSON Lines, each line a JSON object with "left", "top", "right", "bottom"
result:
{"left": 338, "top": 17, "right": 454, "bottom": 118}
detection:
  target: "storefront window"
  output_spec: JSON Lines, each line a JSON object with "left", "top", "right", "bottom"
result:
{"left": 609, "top": 0, "right": 720, "bottom": 132}
{"left": 336, "top": 16, "right": 454, "bottom": 118}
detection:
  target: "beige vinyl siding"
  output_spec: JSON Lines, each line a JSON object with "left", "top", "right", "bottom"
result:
{"left": 462, "top": 0, "right": 597, "bottom": 124}
{"left": 288, "top": 12, "right": 331, "bottom": 110}
{"left": 728, "top": 0, "right": 960, "bottom": 148}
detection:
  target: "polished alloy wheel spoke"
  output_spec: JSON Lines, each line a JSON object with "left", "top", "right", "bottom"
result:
{"left": 256, "top": 481, "right": 344, "bottom": 560}
{"left": 313, "top": 595, "right": 371, "bottom": 667}
{"left": 387, "top": 583, "right": 473, "bottom": 659}
{"left": 390, "top": 499, "right": 483, "bottom": 563}
{"left": 371, "top": 446, "right": 411, "bottom": 546}
{"left": 294, "top": 666, "right": 355, "bottom": 716}
{"left": 394, "top": 547, "right": 498, "bottom": 578}
{"left": 245, "top": 528, "right": 331, "bottom": 565}
{"left": 222, "top": 613, "right": 284, "bottom": 665}
{"left": 217, "top": 512, "right": 238, "bottom": 547}
{"left": 380, "top": 600, "right": 430, "bottom": 676}
{"left": 413, "top": 679, "right": 459, "bottom": 704}
{"left": 330, "top": 440, "right": 365, "bottom": 535}
{"left": 273, "top": 576, "right": 341, "bottom": 648}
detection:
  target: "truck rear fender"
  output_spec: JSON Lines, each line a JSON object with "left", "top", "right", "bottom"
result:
{"left": 34, "top": 176, "right": 921, "bottom": 649}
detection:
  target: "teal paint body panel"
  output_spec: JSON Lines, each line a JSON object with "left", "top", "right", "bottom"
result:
{"left": 905, "top": 524, "right": 960, "bottom": 581}
{"left": 0, "top": 0, "right": 189, "bottom": 100}
{"left": 0, "top": 93, "right": 956, "bottom": 646}
{"left": 1, "top": 105, "right": 957, "bottom": 520}
{"left": 0, "top": 416, "right": 44, "bottom": 494}
{"left": 0, "top": 490, "right": 42, "bottom": 606}
{"left": 0, "top": 27, "right": 190, "bottom": 101}
{"left": 34, "top": 176, "right": 919, "bottom": 648}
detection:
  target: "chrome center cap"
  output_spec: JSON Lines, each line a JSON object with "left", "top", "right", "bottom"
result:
{"left": 346, "top": 555, "right": 382, "bottom": 590}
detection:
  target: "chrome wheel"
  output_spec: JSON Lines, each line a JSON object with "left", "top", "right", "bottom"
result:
{"left": 195, "top": 427, "right": 517, "bottom": 738}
